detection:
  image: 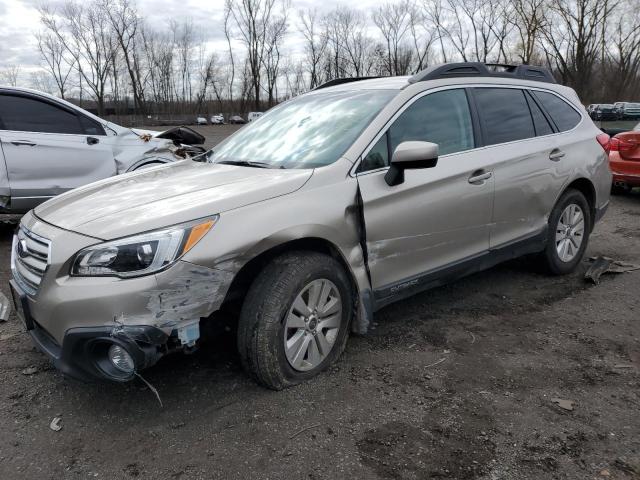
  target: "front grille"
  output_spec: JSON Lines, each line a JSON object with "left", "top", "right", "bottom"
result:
{"left": 11, "top": 226, "right": 51, "bottom": 295}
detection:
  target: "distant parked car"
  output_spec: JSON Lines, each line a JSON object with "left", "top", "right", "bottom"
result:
{"left": 248, "top": 112, "right": 263, "bottom": 122}
{"left": 608, "top": 121, "right": 640, "bottom": 194}
{"left": 229, "top": 115, "right": 246, "bottom": 124}
{"left": 593, "top": 104, "right": 617, "bottom": 121}
{"left": 0, "top": 86, "right": 206, "bottom": 213}
{"left": 196, "top": 117, "right": 208, "bottom": 125}
{"left": 620, "top": 102, "right": 640, "bottom": 120}
{"left": 587, "top": 104, "right": 599, "bottom": 118}
{"left": 210, "top": 114, "right": 225, "bottom": 125}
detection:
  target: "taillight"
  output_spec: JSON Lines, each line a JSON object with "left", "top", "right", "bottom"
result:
{"left": 596, "top": 133, "right": 610, "bottom": 153}
{"left": 609, "top": 137, "right": 637, "bottom": 152}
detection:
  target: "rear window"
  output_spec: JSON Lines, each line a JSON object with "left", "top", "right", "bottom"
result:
{"left": 532, "top": 91, "right": 581, "bottom": 132}
{"left": 474, "top": 88, "right": 535, "bottom": 145}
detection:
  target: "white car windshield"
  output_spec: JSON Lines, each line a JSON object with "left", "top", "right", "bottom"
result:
{"left": 207, "top": 89, "right": 396, "bottom": 169}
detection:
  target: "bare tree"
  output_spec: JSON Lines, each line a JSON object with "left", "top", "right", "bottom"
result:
{"left": 0, "top": 65, "right": 21, "bottom": 87}
{"left": 226, "top": 0, "right": 282, "bottom": 109}
{"left": 36, "top": 32, "right": 74, "bottom": 98}
{"left": 262, "top": 12, "right": 288, "bottom": 106}
{"left": 100, "top": 0, "right": 146, "bottom": 113}
{"left": 541, "top": 0, "right": 615, "bottom": 99}
{"left": 39, "top": 1, "right": 117, "bottom": 115}
{"left": 511, "top": 0, "right": 546, "bottom": 64}
{"left": 373, "top": 1, "right": 414, "bottom": 75}
{"left": 298, "top": 8, "right": 328, "bottom": 88}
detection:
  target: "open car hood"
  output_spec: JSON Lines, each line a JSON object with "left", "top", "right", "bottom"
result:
{"left": 130, "top": 126, "right": 205, "bottom": 145}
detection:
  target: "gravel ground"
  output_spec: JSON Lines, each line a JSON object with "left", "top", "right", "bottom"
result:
{"left": 0, "top": 150, "right": 638, "bottom": 479}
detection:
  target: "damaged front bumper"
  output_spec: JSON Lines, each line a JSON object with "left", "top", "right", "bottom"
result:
{"left": 12, "top": 212, "right": 235, "bottom": 381}
{"left": 25, "top": 310, "right": 168, "bottom": 382}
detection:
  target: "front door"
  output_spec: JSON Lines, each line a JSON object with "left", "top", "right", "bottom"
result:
{"left": 356, "top": 88, "right": 495, "bottom": 301}
{"left": 0, "top": 93, "right": 116, "bottom": 211}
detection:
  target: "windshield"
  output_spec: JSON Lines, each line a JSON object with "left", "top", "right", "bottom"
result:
{"left": 207, "top": 89, "right": 396, "bottom": 169}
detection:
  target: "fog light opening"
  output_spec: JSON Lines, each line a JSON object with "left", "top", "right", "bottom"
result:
{"left": 108, "top": 344, "right": 135, "bottom": 374}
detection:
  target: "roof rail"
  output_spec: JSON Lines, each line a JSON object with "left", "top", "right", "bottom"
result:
{"left": 313, "top": 77, "right": 382, "bottom": 90}
{"left": 408, "top": 62, "right": 557, "bottom": 84}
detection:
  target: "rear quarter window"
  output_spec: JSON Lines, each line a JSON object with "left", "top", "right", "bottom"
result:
{"left": 532, "top": 91, "right": 581, "bottom": 132}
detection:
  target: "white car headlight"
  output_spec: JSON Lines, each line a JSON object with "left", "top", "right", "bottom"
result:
{"left": 71, "top": 217, "right": 217, "bottom": 278}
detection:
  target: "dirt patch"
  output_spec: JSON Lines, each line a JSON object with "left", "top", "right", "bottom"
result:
{"left": 358, "top": 401, "right": 496, "bottom": 479}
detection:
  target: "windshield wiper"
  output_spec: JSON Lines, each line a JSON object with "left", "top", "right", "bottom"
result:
{"left": 217, "top": 159, "right": 273, "bottom": 169}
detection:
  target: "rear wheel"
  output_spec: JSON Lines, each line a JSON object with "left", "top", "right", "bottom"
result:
{"left": 542, "top": 189, "right": 591, "bottom": 275}
{"left": 237, "top": 252, "right": 353, "bottom": 390}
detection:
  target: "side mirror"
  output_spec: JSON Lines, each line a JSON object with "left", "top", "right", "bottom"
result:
{"left": 385, "top": 141, "right": 439, "bottom": 186}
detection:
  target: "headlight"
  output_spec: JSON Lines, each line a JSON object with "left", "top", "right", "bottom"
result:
{"left": 71, "top": 217, "right": 217, "bottom": 277}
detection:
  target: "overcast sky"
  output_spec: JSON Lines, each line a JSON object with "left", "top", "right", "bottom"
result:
{"left": 0, "top": 0, "right": 389, "bottom": 73}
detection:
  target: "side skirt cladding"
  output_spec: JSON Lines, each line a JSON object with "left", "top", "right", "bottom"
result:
{"left": 372, "top": 227, "right": 548, "bottom": 311}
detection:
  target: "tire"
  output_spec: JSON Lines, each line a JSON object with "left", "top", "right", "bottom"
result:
{"left": 542, "top": 189, "right": 592, "bottom": 275}
{"left": 237, "top": 251, "right": 353, "bottom": 390}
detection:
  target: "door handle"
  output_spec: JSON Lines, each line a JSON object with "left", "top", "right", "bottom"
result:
{"left": 549, "top": 149, "right": 565, "bottom": 161}
{"left": 468, "top": 170, "right": 493, "bottom": 184}
{"left": 86, "top": 137, "right": 99, "bottom": 145}
{"left": 10, "top": 140, "right": 36, "bottom": 147}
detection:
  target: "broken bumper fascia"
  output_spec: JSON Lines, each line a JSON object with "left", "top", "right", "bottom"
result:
{"left": 28, "top": 320, "right": 168, "bottom": 382}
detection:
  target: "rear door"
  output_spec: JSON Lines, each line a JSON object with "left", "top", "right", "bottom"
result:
{"left": 0, "top": 93, "right": 116, "bottom": 211}
{"left": 356, "top": 88, "right": 495, "bottom": 298}
{"left": 473, "top": 87, "right": 569, "bottom": 248}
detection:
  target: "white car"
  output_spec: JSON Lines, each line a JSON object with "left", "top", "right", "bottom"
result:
{"left": 210, "top": 114, "right": 225, "bottom": 125}
{"left": 196, "top": 117, "right": 208, "bottom": 125}
{"left": 0, "top": 87, "right": 206, "bottom": 213}
{"left": 248, "top": 112, "right": 263, "bottom": 122}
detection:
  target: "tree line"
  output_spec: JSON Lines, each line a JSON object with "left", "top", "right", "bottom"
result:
{"left": 1, "top": 0, "right": 639, "bottom": 116}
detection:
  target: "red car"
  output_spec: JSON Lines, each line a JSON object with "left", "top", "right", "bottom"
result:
{"left": 609, "top": 122, "right": 640, "bottom": 194}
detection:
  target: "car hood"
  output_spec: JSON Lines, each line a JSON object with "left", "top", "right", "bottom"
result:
{"left": 130, "top": 126, "right": 205, "bottom": 145}
{"left": 34, "top": 161, "right": 312, "bottom": 240}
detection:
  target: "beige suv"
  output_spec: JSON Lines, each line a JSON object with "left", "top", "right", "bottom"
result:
{"left": 10, "top": 63, "right": 612, "bottom": 388}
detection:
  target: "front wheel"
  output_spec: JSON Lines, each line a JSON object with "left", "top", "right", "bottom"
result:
{"left": 542, "top": 189, "right": 592, "bottom": 275}
{"left": 237, "top": 252, "right": 353, "bottom": 390}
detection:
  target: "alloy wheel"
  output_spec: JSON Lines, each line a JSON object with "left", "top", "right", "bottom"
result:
{"left": 555, "top": 203, "right": 585, "bottom": 262}
{"left": 283, "top": 279, "right": 342, "bottom": 372}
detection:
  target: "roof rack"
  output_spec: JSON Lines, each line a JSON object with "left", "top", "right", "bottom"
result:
{"left": 408, "top": 62, "right": 557, "bottom": 84}
{"left": 313, "top": 77, "right": 382, "bottom": 90}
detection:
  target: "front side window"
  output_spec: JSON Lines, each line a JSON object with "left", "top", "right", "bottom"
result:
{"left": 208, "top": 89, "right": 396, "bottom": 169}
{"left": 0, "top": 94, "right": 86, "bottom": 135}
{"left": 358, "top": 89, "right": 474, "bottom": 173}
{"left": 532, "top": 91, "right": 581, "bottom": 132}
{"left": 474, "top": 88, "right": 535, "bottom": 145}
{"left": 389, "top": 89, "right": 475, "bottom": 156}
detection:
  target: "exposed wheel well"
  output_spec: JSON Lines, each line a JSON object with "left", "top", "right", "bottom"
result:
{"left": 565, "top": 178, "right": 596, "bottom": 229}
{"left": 219, "top": 238, "right": 358, "bottom": 313}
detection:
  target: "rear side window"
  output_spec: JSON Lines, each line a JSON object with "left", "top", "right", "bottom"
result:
{"left": 532, "top": 91, "right": 581, "bottom": 131}
{"left": 474, "top": 88, "right": 535, "bottom": 145}
{"left": 525, "top": 92, "right": 554, "bottom": 136}
{"left": 0, "top": 94, "right": 86, "bottom": 135}
{"left": 388, "top": 89, "right": 475, "bottom": 156}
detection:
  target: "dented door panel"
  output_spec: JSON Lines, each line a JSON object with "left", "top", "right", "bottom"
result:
{"left": 1, "top": 130, "right": 117, "bottom": 211}
{"left": 357, "top": 149, "right": 495, "bottom": 292}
